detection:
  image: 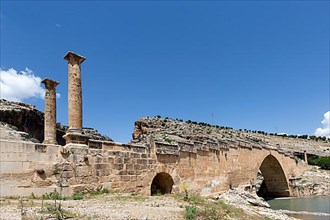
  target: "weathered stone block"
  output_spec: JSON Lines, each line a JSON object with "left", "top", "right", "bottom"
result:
{"left": 103, "top": 157, "right": 114, "bottom": 163}
{"left": 94, "top": 156, "right": 103, "bottom": 163}
{"left": 109, "top": 151, "right": 124, "bottom": 157}
{"left": 127, "top": 170, "right": 135, "bottom": 175}
{"left": 61, "top": 163, "right": 73, "bottom": 171}
{"left": 148, "top": 159, "right": 157, "bottom": 164}
{"left": 0, "top": 152, "right": 28, "bottom": 162}
{"left": 130, "top": 176, "right": 137, "bottom": 181}
{"left": 102, "top": 181, "right": 112, "bottom": 189}
{"left": 126, "top": 164, "right": 133, "bottom": 170}
{"left": 46, "top": 146, "right": 60, "bottom": 154}
{"left": 118, "top": 170, "right": 127, "bottom": 175}
{"left": 35, "top": 144, "right": 47, "bottom": 153}
{"left": 115, "top": 158, "right": 123, "bottom": 164}
{"left": 140, "top": 164, "right": 148, "bottom": 170}
{"left": 62, "top": 171, "right": 75, "bottom": 178}
{"left": 99, "top": 169, "right": 111, "bottom": 176}
{"left": 0, "top": 161, "right": 29, "bottom": 173}
{"left": 130, "top": 153, "right": 141, "bottom": 158}
{"left": 100, "top": 176, "right": 111, "bottom": 182}
{"left": 75, "top": 166, "right": 92, "bottom": 177}
{"left": 137, "top": 159, "right": 148, "bottom": 165}
{"left": 121, "top": 176, "right": 130, "bottom": 181}
{"left": 114, "top": 164, "right": 124, "bottom": 170}
{"left": 124, "top": 158, "right": 132, "bottom": 164}
{"left": 94, "top": 163, "right": 109, "bottom": 170}
{"left": 134, "top": 164, "right": 141, "bottom": 170}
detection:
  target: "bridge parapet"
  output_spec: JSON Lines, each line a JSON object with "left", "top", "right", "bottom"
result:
{"left": 154, "top": 142, "right": 179, "bottom": 155}
{"left": 180, "top": 142, "right": 197, "bottom": 153}
{"left": 89, "top": 139, "right": 148, "bottom": 154}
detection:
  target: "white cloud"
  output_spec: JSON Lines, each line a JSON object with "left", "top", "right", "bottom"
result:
{"left": 0, "top": 68, "right": 53, "bottom": 102}
{"left": 314, "top": 111, "right": 330, "bottom": 138}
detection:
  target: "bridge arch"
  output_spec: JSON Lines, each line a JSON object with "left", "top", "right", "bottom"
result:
{"left": 150, "top": 172, "right": 174, "bottom": 196}
{"left": 257, "top": 154, "right": 290, "bottom": 198}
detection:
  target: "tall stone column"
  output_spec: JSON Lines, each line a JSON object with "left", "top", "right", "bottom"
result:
{"left": 64, "top": 51, "right": 85, "bottom": 130}
{"left": 42, "top": 78, "right": 59, "bottom": 145}
{"left": 63, "top": 51, "right": 88, "bottom": 146}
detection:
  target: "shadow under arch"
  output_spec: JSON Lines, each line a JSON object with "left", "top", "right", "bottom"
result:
{"left": 150, "top": 172, "right": 174, "bottom": 196}
{"left": 257, "top": 154, "right": 290, "bottom": 198}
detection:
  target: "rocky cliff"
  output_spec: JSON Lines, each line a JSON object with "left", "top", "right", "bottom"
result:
{"left": 0, "top": 99, "right": 112, "bottom": 145}
{"left": 131, "top": 117, "right": 330, "bottom": 157}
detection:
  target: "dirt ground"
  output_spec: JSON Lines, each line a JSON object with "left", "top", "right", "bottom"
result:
{"left": 0, "top": 193, "right": 185, "bottom": 220}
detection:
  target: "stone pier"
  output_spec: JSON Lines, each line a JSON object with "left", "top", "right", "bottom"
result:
{"left": 304, "top": 150, "right": 308, "bottom": 163}
{"left": 41, "top": 78, "right": 59, "bottom": 144}
{"left": 63, "top": 51, "right": 88, "bottom": 145}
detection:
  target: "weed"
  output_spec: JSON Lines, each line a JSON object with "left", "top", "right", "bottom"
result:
{"left": 52, "top": 164, "right": 61, "bottom": 175}
{"left": 42, "top": 191, "right": 68, "bottom": 200}
{"left": 72, "top": 192, "right": 84, "bottom": 200}
{"left": 41, "top": 202, "right": 76, "bottom": 219}
{"left": 180, "top": 183, "right": 189, "bottom": 201}
{"left": 90, "top": 188, "right": 110, "bottom": 196}
{"left": 184, "top": 205, "right": 197, "bottom": 220}
{"left": 164, "top": 137, "right": 173, "bottom": 143}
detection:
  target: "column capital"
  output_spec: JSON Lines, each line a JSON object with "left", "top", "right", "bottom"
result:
{"left": 41, "top": 78, "right": 59, "bottom": 89}
{"left": 64, "top": 51, "right": 86, "bottom": 65}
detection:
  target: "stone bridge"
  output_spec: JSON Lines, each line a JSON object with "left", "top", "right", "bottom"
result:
{"left": 0, "top": 138, "right": 307, "bottom": 198}
{"left": 0, "top": 51, "right": 307, "bottom": 198}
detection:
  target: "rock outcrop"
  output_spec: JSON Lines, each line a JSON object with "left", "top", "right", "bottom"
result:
{"left": 131, "top": 117, "right": 330, "bottom": 157}
{"left": 0, "top": 99, "right": 113, "bottom": 144}
{"left": 215, "top": 189, "right": 296, "bottom": 220}
{"left": 0, "top": 99, "right": 44, "bottom": 142}
{"left": 290, "top": 167, "right": 330, "bottom": 196}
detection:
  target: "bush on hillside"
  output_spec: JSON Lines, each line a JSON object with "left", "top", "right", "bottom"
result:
{"left": 308, "top": 156, "right": 330, "bottom": 170}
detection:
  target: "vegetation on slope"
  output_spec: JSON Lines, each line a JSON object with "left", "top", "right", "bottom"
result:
{"left": 308, "top": 156, "right": 330, "bottom": 170}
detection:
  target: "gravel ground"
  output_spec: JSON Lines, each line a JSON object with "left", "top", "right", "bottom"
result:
{"left": 0, "top": 193, "right": 185, "bottom": 220}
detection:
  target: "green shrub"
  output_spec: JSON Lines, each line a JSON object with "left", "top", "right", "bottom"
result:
{"left": 72, "top": 192, "right": 84, "bottom": 200}
{"left": 184, "top": 205, "right": 197, "bottom": 220}
{"left": 308, "top": 156, "right": 330, "bottom": 170}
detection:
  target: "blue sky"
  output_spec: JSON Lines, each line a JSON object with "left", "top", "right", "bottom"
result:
{"left": 1, "top": 1, "right": 329, "bottom": 142}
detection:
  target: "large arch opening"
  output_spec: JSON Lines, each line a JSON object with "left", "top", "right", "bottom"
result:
{"left": 256, "top": 155, "right": 290, "bottom": 198}
{"left": 150, "top": 172, "right": 174, "bottom": 196}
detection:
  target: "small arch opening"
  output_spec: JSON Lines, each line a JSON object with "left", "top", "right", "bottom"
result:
{"left": 150, "top": 172, "right": 174, "bottom": 196}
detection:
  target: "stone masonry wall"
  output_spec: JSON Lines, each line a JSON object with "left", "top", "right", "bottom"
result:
{"left": 0, "top": 140, "right": 61, "bottom": 197}
{"left": 0, "top": 139, "right": 307, "bottom": 197}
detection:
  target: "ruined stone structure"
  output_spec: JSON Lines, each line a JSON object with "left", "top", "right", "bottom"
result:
{"left": 0, "top": 139, "right": 307, "bottom": 198}
{"left": 0, "top": 51, "right": 314, "bottom": 198}
{"left": 41, "top": 78, "right": 59, "bottom": 145}
{"left": 63, "top": 51, "right": 87, "bottom": 146}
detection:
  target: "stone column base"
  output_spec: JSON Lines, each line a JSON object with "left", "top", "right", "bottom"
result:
{"left": 63, "top": 128, "right": 89, "bottom": 146}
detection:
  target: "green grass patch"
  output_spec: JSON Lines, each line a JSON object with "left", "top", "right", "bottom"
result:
{"left": 175, "top": 193, "right": 263, "bottom": 220}
{"left": 72, "top": 192, "right": 84, "bottom": 200}
{"left": 41, "top": 191, "right": 68, "bottom": 200}
{"left": 90, "top": 188, "right": 110, "bottom": 196}
{"left": 184, "top": 205, "right": 197, "bottom": 220}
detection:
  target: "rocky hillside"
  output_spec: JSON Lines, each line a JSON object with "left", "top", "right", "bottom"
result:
{"left": 131, "top": 117, "right": 330, "bottom": 157}
{"left": 0, "top": 99, "right": 112, "bottom": 145}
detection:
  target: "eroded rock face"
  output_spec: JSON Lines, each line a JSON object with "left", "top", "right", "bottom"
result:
{"left": 289, "top": 168, "right": 330, "bottom": 196}
{"left": 0, "top": 99, "right": 44, "bottom": 141}
{"left": 131, "top": 117, "right": 330, "bottom": 157}
{"left": 0, "top": 99, "right": 113, "bottom": 144}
